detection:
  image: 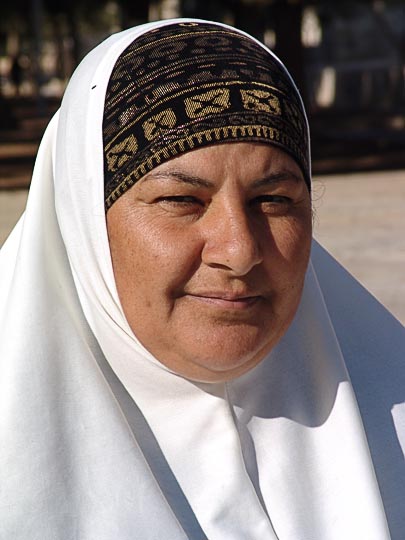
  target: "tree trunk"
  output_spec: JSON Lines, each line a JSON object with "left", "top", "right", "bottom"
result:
{"left": 272, "top": 0, "right": 308, "bottom": 109}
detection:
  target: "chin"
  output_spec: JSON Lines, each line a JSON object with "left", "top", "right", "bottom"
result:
{"left": 188, "top": 312, "right": 298, "bottom": 382}
{"left": 174, "top": 338, "right": 275, "bottom": 383}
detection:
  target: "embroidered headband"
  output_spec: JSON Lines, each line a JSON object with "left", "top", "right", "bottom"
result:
{"left": 103, "top": 21, "right": 310, "bottom": 210}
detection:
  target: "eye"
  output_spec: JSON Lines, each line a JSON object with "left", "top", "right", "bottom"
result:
{"left": 154, "top": 195, "right": 205, "bottom": 216}
{"left": 250, "top": 194, "right": 293, "bottom": 214}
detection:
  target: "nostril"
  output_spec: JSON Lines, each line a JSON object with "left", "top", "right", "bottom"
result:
{"left": 201, "top": 218, "right": 262, "bottom": 275}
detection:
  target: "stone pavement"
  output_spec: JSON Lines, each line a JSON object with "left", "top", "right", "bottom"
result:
{"left": 312, "top": 169, "right": 405, "bottom": 325}
{"left": 1, "top": 169, "right": 404, "bottom": 324}
{"left": 0, "top": 189, "right": 27, "bottom": 245}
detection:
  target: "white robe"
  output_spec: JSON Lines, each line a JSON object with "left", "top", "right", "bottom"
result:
{"left": 1, "top": 19, "right": 404, "bottom": 539}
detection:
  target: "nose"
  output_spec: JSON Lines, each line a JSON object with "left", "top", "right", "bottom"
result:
{"left": 201, "top": 201, "right": 263, "bottom": 276}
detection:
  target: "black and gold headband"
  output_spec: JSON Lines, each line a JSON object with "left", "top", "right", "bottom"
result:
{"left": 103, "top": 21, "right": 310, "bottom": 210}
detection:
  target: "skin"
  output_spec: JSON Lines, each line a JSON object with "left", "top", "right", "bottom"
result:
{"left": 107, "top": 142, "right": 312, "bottom": 383}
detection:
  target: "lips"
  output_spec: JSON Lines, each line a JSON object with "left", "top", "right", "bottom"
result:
{"left": 184, "top": 291, "right": 262, "bottom": 310}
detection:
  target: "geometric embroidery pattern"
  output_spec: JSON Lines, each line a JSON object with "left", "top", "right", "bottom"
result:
{"left": 143, "top": 109, "right": 177, "bottom": 141}
{"left": 106, "top": 135, "right": 138, "bottom": 172}
{"left": 240, "top": 89, "right": 281, "bottom": 115}
{"left": 184, "top": 89, "right": 231, "bottom": 118}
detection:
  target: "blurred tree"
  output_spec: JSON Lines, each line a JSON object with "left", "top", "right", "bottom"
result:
{"left": 119, "top": 0, "right": 149, "bottom": 27}
{"left": 182, "top": 0, "right": 229, "bottom": 22}
{"left": 271, "top": 1, "right": 307, "bottom": 105}
{"left": 44, "top": 0, "right": 109, "bottom": 65}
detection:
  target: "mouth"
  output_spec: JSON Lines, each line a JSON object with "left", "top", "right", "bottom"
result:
{"left": 184, "top": 292, "right": 262, "bottom": 310}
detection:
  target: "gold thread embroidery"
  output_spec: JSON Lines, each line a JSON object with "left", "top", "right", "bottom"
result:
{"left": 240, "top": 89, "right": 281, "bottom": 115}
{"left": 143, "top": 108, "right": 177, "bottom": 141}
{"left": 105, "top": 134, "right": 138, "bottom": 172}
{"left": 105, "top": 81, "right": 286, "bottom": 150}
{"left": 184, "top": 88, "right": 230, "bottom": 119}
{"left": 127, "top": 29, "right": 251, "bottom": 58}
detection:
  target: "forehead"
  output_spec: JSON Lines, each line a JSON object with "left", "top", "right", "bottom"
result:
{"left": 140, "top": 142, "right": 305, "bottom": 187}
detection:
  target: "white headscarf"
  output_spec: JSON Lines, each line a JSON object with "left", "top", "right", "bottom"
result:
{"left": 1, "top": 19, "right": 404, "bottom": 540}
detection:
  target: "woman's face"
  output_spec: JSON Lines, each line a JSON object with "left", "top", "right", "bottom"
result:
{"left": 107, "top": 142, "right": 312, "bottom": 382}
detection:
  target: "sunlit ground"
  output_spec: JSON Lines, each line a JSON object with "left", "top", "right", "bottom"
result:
{"left": 312, "top": 169, "right": 405, "bottom": 324}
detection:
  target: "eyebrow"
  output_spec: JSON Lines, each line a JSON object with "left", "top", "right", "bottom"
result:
{"left": 143, "top": 168, "right": 303, "bottom": 189}
{"left": 143, "top": 170, "right": 214, "bottom": 188}
{"left": 251, "top": 170, "right": 304, "bottom": 189}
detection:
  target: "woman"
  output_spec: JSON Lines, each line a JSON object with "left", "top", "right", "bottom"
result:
{"left": 1, "top": 19, "right": 404, "bottom": 539}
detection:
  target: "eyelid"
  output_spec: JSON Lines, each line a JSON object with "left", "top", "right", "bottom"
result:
{"left": 251, "top": 194, "right": 292, "bottom": 204}
{"left": 157, "top": 195, "right": 204, "bottom": 205}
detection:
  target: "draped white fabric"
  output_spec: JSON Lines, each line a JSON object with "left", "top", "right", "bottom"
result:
{"left": 1, "top": 19, "right": 404, "bottom": 539}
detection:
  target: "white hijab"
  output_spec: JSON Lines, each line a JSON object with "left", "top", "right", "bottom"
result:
{"left": 1, "top": 19, "right": 404, "bottom": 540}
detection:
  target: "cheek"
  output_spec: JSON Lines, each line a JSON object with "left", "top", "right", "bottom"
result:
{"left": 108, "top": 213, "right": 203, "bottom": 302}
{"left": 138, "top": 222, "right": 203, "bottom": 291}
{"left": 270, "top": 215, "right": 312, "bottom": 268}
{"left": 265, "top": 216, "right": 312, "bottom": 312}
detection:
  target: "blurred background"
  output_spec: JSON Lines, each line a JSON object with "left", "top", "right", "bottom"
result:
{"left": 0, "top": 0, "right": 404, "bottom": 322}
